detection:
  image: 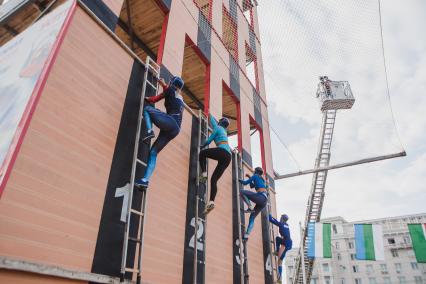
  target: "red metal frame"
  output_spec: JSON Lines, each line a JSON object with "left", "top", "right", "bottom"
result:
{"left": 0, "top": 0, "right": 78, "bottom": 197}
{"left": 222, "top": 81, "right": 242, "bottom": 151}
{"left": 156, "top": 13, "right": 169, "bottom": 65}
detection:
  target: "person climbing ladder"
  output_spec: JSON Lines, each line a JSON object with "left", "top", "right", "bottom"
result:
{"left": 239, "top": 167, "right": 268, "bottom": 241}
{"left": 135, "top": 76, "right": 185, "bottom": 189}
{"left": 199, "top": 114, "right": 232, "bottom": 215}
{"left": 269, "top": 213, "right": 292, "bottom": 283}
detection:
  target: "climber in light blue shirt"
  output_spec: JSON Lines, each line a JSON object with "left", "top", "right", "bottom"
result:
{"left": 199, "top": 114, "right": 232, "bottom": 215}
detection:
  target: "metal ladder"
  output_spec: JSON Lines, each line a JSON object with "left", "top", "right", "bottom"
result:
{"left": 192, "top": 111, "right": 209, "bottom": 284}
{"left": 120, "top": 56, "right": 160, "bottom": 283}
{"left": 266, "top": 196, "right": 279, "bottom": 283}
{"left": 235, "top": 152, "right": 249, "bottom": 283}
{"left": 292, "top": 109, "right": 337, "bottom": 284}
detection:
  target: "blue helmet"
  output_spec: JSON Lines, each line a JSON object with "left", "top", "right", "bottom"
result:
{"left": 170, "top": 76, "right": 184, "bottom": 90}
{"left": 280, "top": 214, "right": 289, "bottom": 223}
{"left": 254, "top": 167, "right": 263, "bottom": 176}
{"left": 218, "top": 117, "right": 230, "bottom": 129}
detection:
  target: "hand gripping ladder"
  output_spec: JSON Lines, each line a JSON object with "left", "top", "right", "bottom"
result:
{"left": 192, "top": 111, "right": 209, "bottom": 284}
{"left": 234, "top": 151, "right": 249, "bottom": 283}
{"left": 120, "top": 56, "right": 160, "bottom": 283}
{"left": 292, "top": 109, "right": 337, "bottom": 284}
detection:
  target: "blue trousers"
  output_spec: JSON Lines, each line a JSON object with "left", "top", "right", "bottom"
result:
{"left": 276, "top": 236, "right": 292, "bottom": 260}
{"left": 240, "top": 190, "right": 267, "bottom": 235}
{"left": 143, "top": 106, "right": 180, "bottom": 180}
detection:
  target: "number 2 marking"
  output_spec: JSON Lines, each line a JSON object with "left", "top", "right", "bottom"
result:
{"left": 189, "top": 217, "right": 204, "bottom": 251}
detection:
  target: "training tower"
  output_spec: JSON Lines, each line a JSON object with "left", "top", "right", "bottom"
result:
{"left": 0, "top": 0, "right": 279, "bottom": 283}
{"left": 291, "top": 78, "right": 355, "bottom": 284}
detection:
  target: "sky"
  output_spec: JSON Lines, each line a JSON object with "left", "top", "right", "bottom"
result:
{"left": 257, "top": 0, "right": 426, "bottom": 244}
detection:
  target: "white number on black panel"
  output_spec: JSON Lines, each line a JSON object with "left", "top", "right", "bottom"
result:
{"left": 235, "top": 239, "right": 245, "bottom": 265}
{"left": 189, "top": 217, "right": 204, "bottom": 251}
{"left": 265, "top": 253, "right": 272, "bottom": 275}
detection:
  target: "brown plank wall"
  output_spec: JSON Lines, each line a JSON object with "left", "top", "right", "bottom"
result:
{"left": 0, "top": 6, "right": 132, "bottom": 283}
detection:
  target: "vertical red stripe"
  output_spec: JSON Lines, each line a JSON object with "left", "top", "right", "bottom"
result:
{"left": 156, "top": 13, "right": 169, "bottom": 65}
{"left": 0, "top": 1, "right": 77, "bottom": 197}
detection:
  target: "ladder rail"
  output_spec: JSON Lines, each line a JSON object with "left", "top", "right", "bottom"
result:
{"left": 237, "top": 153, "right": 249, "bottom": 283}
{"left": 292, "top": 110, "right": 337, "bottom": 284}
{"left": 120, "top": 56, "right": 160, "bottom": 281}
{"left": 233, "top": 151, "right": 245, "bottom": 284}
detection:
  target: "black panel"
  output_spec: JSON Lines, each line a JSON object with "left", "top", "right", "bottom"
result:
{"left": 81, "top": 0, "right": 118, "bottom": 31}
{"left": 267, "top": 173, "right": 275, "bottom": 190}
{"left": 230, "top": 55, "right": 240, "bottom": 100}
{"left": 249, "top": 28, "right": 256, "bottom": 54}
{"left": 182, "top": 116, "right": 207, "bottom": 284}
{"left": 242, "top": 148, "right": 252, "bottom": 168}
{"left": 261, "top": 208, "right": 274, "bottom": 284}
{"left": 197, "top": 11, "right": 211, "bottom": 63}
{"left": 160, "top": 64, "right": 173, "bottom": 83}
{"left": 232, "top": 153, "right": 249, "bottom": 284}
{"left": 91, "top": 60, "right": 154, "bottom": 279}
{"left": 253, "top": 88, "right": 262, "bottom": 129}
{"left": 229, "top": 0, "right": 238, "bottom": 23}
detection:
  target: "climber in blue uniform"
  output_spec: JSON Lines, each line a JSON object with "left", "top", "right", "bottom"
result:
{"left": 239, "top": 167, "right": 268, "bottom": 241}
{"left": 269, "top": 213, "right": 292, "bottom": 283}
{"left": 199, "top": 114, "right": 231, "bottom": 215}
{"left": 135, "top": 76, "right": 185, "bottom": 189}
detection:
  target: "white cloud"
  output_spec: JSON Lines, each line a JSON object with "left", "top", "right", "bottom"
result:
{"left": 258, "top": 0, "right": 426, "bottom": 244}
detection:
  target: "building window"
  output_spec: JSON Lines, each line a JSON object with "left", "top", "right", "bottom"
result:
{"left": 368, "top": 278, "right": 377, "bottom": 284}
{"left": 411, "top": 262, "right": 418, "bottom": 270}
{"left": 340, "top": 265, "right": 346, "bottom": 271}
{"left": 350, "top": 253, "right": 356, "bottom": 260}
{"left": 324, "top": 276, "right": 331, "bottom": 284}
{"left": 337, "top": 253, "right": 341, "bottom": 260}
{"left": 335, "top": 242, "right": 340, "bottom": 249}
{"left": 355, "top": 278, "right": 362, "bottom": 284}
{"left": 242, "top": 0, "right": 253, "bottom": 27}
{"left": 383, "top": 277, "right": 391, "bottom": 284}
{"left": 222, "top": 6, "right": 238, "bottom": 60}
{"left": 333, "top": 224, "right": 338, "bottom": 234}
{"left": 341, "top": 278, "right": 345, "bottom": 284}
{"left": 381, "top": 264, "right": 388, "bottom": 273}
{"left": 414, "top": 276, "right": 422, "bottom": 284}
{"left": 391, "top": 249, "right": 399, "bottom": 257}
{"left": 322, "top": 263, "right": 330, "bottom": 272}
{"left": 288, "top": 265, "right": 293, "bottom": 274}
{"left": 367, "top": 264, "right": 374, "bottom": 273}
{"left": 395, "top": 263, "right": 402, "bottom": 273}
{"left": 403, "top": 236, "right": 411, "bottom": 244}
{"left": 398, "top": 276, "right": 406, "bottom": 284}
{"left": 244, "top": 43, "right": 258, "bottom": 89}
{"left": 353, "top": 265, "right": 359, "bottom": 273}
{"left": 310, "top": 278, "right": 318, "bottom": 284}
{"left": 348, "top": 241, "right": 354, "bottom": 249}
{"left": 388, "top": 238, "right": 396, "bottom": 244}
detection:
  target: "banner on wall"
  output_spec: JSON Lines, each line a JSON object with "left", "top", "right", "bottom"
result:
{"left": 0, "top": 0, "right": 73, "bottom": 193}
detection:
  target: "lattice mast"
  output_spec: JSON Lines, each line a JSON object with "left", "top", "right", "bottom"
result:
{"left": 292, "top": 77, "right": 355, "bottom": 284}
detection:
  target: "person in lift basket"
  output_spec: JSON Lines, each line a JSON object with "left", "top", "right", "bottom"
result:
{"left": 135, "top": 76, "right": 185, "bottom": 189}
{"left": 269, "top": 213, "right": 292, "bottom": 283}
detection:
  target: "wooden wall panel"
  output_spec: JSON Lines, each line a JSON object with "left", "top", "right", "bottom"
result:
{"left": 140, "top": 109, "right": 193, "bottom": 283}
{"left": 205, "top": 166, "right": 234, "bottom": 283}
{"left": 0, "top": 6, "right": 133, "bottom": 272}
{"left": 0, "top": 270, "right": 84, "bottom": 284}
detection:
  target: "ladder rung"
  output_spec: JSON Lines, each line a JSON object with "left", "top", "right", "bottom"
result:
{"left": 129, "top": 237, "right": 142, "bottom": 243}
{"left": 125, "top": 268, "right": 140, "bottom": 273}
{"left": 146, "top": 80, "right": 157, "bottom": 89}
{"left": 130, "top": 209, "right": 144, "bottom": 216}
{"left": 137, "top": 159, "right": 147, "bottom": 166}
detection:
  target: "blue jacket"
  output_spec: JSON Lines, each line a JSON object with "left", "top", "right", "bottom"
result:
{"left": 203, "top": 114, "right": 231, "bottom": 153}
{"left": 269, "top": 215, "right": 292, "bottom": 245}
{"left": 241, "top": 174, "right": 267, "bottom": 191}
